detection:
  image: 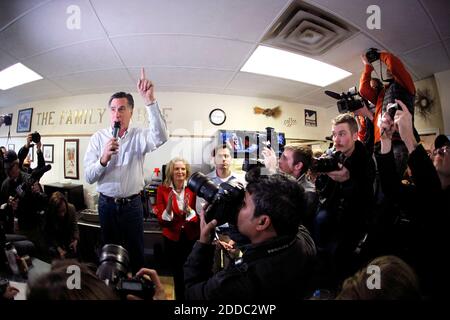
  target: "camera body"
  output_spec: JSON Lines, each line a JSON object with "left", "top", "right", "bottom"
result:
{"left": 187, "top": 172, "right": 245, "bottom": 226}
{"left": 310, "top": 151, "right": 344, "bottom": 173}
{"left": 336, "top": 87, "right": 365, "bottom": 113}
{"left": 366, "top": 47, "right": 380, "bottom": 63}
{"left": 96, "top": 244, "right": 155, "bottom": 300}
{"left": 386, "top": 102, "right": 400, "bottom": 119}
{"left": 115, "top": 275, "right": 155, "bottom": 300}
{"left": 31, "top": 131, "right": 41, "bottom": 143}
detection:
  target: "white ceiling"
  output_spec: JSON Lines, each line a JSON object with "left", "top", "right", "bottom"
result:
{"left": 0, "top": 0, "right": 449, "bottom": 108}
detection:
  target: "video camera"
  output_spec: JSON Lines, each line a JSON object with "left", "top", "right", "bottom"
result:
{"left": 15, "top": 164, "right": 52, "bottom": 199}
{"left": 310, "top": 150, "right": 345, "bottom": 173}
{"left": 187, "top": 172, "right": 245, "bottom": 226}
{"left": 325, "top": 87, "right": 368, "bottom": 114}
{"left": 96, "top": 244, "right": 155, "bottom": 300}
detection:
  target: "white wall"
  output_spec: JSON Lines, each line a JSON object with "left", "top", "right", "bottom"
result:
{"left": 434, "top": 69, "right": 450, "bottom": 134}
{"left": 0, "top": 91, "right": 331, "bottom": 205}
{"left": 414, "top": 76, "right": 445, "bottom": 134}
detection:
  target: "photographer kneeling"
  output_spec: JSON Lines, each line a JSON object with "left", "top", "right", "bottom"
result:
{"left": 184, "top": 174, "right": 316, "bottom": 300}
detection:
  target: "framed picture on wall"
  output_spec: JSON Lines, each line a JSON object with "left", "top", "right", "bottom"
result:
{"left": 17, "top": 108, "right": 33, "bottom": 133}
{"left": 43, "top": 144, "right": 54, "bottom": 163}
{"left": 64, "top": 139, "right": 79, "bottom": 179}
{"left": 7, "top": 144, "right": 15, "bottom": 151}
{"left": 305, "top": 109, "right": 317, "bottom": 127}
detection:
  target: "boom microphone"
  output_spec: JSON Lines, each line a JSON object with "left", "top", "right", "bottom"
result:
{"left": 324, "top": 90, "right": 342, "bottom": 100}
{"left": 113, "top": 121, "right": 121, "bottom": 139}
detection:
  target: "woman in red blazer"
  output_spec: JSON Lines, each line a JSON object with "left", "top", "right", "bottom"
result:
{"left": 153, "top": 157, "right": 199, "bottom": 300}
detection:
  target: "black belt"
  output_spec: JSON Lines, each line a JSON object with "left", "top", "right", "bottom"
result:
{"left": 100, "top": 193, "right": 140, "bottom": 205}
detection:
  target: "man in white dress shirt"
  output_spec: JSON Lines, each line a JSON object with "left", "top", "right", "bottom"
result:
{"left": 84, "top": 68, "right": 168, "bottom": 271}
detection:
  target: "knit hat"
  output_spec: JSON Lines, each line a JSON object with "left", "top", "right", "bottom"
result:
{"left": 3, "top": 150, "right": 19, "bottom": 172}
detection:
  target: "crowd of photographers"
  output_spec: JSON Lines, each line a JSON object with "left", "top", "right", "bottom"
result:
{"left": 2, "top": 48, "right": 449, "bottom": 301}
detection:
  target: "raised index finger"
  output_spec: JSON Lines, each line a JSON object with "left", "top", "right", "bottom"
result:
{"left": 140, "top": 67, "right": 146, "bottom": 80}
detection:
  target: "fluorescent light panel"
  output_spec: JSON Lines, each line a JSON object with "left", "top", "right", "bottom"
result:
{"left": 241, "top": 46, "right": 351, "bottom": 87}
{"left": 0, "top": 63, "right": 43, "bottom": 90}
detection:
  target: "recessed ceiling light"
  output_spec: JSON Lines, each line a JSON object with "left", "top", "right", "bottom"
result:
{"left": 0, "top": 63, "right": 43, "bottom": 90}
{"left": 241, "top": 45, "right": 351, "bottom": 87}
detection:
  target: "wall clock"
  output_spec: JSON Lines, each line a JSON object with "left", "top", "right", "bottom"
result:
{"left": 209, "top": 108, "right": 226, "bottom": 126}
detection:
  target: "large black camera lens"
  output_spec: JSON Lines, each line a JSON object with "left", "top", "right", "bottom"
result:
{"left": 96, "top": 244, "right": 129, "bottom": 284}
{"left": 311, "top": 151, "right": 343, "bottom": 173}
{"left": 187, "top": 172, "right": 219, "bottom": 203}
{"left": 188, "top": 171, "right": 245, "bottom": 225}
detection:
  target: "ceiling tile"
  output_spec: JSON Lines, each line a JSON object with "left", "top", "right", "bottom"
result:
{"left": 421, "top": 0, "right": 450, "bottom": 39}
{"left": 68, "top": 86, "right": 135, "bottom": 97}
{"left": 0, "top": 79, "right": 68, "bottom": 107}
{"left": 401, "top": 42, "right": 450, "bottom": 79}
{"left": 0, "top": 0, "right": 49, "bottom": 31}
{"left": 111, "top": 34, "right": 254, "bottom": 70}
{"left": 50, "top": 69, "right": 134, "bottom": 91}
{"left": 0, "top": 0, "right": 106, "bottom": 59}
{"left": 0, "top": 49, "right": 17, "bottom": 70}
{"left": 91, "top": 0, "right": 290, "bottom": 42}
{"left": 227, "top": 72, "right": 318, "bottom": 99}
{"left": 305, "top": 0, "right": 439, "bottom": 54}
{"left": 128, "top": 66, "right": 235, "bottom": 88}
{"left": 23, "top": 39, "right": 123, "bottom": 77}
{"left": 318, "top": 33, "right": 381, "bottom": 72}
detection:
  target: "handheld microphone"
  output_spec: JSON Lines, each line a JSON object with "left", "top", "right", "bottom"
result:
{"left": 113, "top": 121, "right": 121, "bottom": 139}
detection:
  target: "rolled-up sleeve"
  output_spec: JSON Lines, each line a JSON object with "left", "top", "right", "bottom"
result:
{"left": 84, "top": 133, "right": 107, "bottom": 184}
{"left": 143, "top": 101, "right": 168, "bottom": 153}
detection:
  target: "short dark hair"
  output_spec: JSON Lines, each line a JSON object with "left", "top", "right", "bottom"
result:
{"left": 211, "top": 142, "right": 233, "bottom": 157}
{"left": 108, "top": 92, "right": 134, "bottom": 109}
{"left": 332, "top": 113, "right": 358, "bottom": 134}
{"left": 284, "top": 143, "right": 313, "bottom": 174}
{"left": 246, "top": 174, "right": 304, "bottom": 236}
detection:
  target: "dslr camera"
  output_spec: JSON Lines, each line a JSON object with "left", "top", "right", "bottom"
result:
{"left": 31, "top": 131, "right": 41, "bottom": 143}
{"left": 310, "top": 150, "right": 344, "bottom": 173}
{"left": 187, "top": 172, "right": 245, "bottom": 226}
{"left": 96, "top": 244, "right": 155, "bottom": 300}
{"left": 366, "top": 47, "right": 380, "bottom": 63}
{"left": 325, "top": 87, "right": 368, "bottom": 114}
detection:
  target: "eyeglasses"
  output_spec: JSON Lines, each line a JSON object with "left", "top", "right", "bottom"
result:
{"left": 432, "top": 146, "right": 450, "bottom": 156}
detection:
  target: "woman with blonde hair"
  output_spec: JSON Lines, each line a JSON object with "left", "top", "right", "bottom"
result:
{"left": 153, "top": 157, "right": 199, "bottom": 300}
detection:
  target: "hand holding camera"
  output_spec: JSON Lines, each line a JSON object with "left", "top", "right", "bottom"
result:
{"left": 127, "top": 268, "right": 167, "bottom": 300}
{"left": 392, "top": 100, "right": 417, "bottom": 153}
{"left": 326, "top": 163, "right": 351, "bottom": 183}
{"left": 365, "top": 48, "right": 380, "bottom": 64}
{"left": 198, "top": 206, "right": 218, "bottom": 245}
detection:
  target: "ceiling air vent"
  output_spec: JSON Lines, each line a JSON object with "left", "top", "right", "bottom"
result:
{"left": 262, "top": 3, "right": 357, "bottom": 56}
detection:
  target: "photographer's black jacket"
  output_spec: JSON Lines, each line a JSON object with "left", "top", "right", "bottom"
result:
{"left": 375, "top": 144, "right": 450, "bottom": 299}
{"left": 0, "top": 171, "right": 48, "bottom": 231}
{"left": 184, "top": 226, "right": 316, "bottom": 300}
{"left": 317, "top": 140, "right": 375, "bottom": 246}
